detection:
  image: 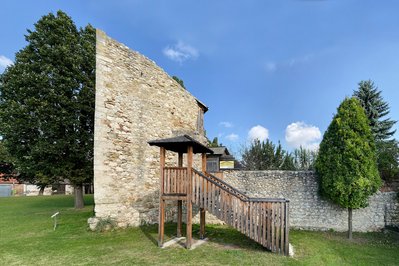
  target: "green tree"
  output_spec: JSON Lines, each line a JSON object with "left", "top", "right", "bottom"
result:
{"left": 293, "top": 146, "right": 318, "bottom": 170}
{"left": 353, "top": 80, "right": 398, "bottom": 181}
{"left": 0, "top": 11, "right": 95, "bottom": 208}
{"left": 241, "top": 139, "right": 290, "bottom": 170}
{"left": 273, "top": 142, "right": 285, "bottom": 169}
{"left": 353, "top": 80, "right": 396, "bottom": 141}
{"left": 280, "top": 153, "right": 296, "bottom": 170}
{"left": 172, "top": 75, "right": 186, "bottom": 89}
{"left": 376, "top": 140, "right": 399, "bottom": 181}
{"left": 315, "top": 98, "right": 381, "bottom": 239}
{"left": 0, "top": 140, "right": 14, "bottom": 179}
{"left": 209, "top": 137, "right": 220, "bottom": 147}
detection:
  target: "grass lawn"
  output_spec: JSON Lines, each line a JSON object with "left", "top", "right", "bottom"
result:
{"left": 0, "top": 195, "right": 398, "bottom": 265}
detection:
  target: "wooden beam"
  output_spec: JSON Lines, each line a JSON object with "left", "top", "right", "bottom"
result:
{"left": 177, "top": 152, "right": 183, "bottom": 238}
{"left": 160, "top": 147, "right": 166, "bottom": 195}
{"left": 200, "top": 208, "right": 205, "bottom": 239}
{"left": 285, "top": 202, "right": 290, "bottom": 256}
{"left": 158, "top": 199, "right": 165, "bottom": 247}
{"left": 186, "top": 145, "right": 193, "bottom": 249}
{"left": 178, "top": 152, "right": 183, "bottom": 167}
{"left": 158, "top": 147, "right": 166, "bottom": 247}
{"left": 201, "top": 153, "right": 207, "bottom": 173}
{"left": 177, "top": 200, "right": 182, "bottom": 237}
{"left": 161, "top": 195, "right": 187, "bottom": 201}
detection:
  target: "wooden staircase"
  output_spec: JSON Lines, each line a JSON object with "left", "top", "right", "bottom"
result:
{"left": 149, "top": 135, "right": 289, "bottom": 256}
{"left": 162, "top": 167, "right": 290, "bottom": 255}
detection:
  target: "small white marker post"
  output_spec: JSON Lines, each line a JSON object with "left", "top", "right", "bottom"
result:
{"left": 51, "top": 212, "right": 60, "bottom": 230}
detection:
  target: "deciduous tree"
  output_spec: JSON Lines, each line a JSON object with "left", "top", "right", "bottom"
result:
{"left": 0, "top": 140, "right": 14, "bottom": 179}
{"left": 0, "top": 11, "right": 95, "bottom": 208}
{"left": 376, "top": 140, "right": 399, "bottom": 181}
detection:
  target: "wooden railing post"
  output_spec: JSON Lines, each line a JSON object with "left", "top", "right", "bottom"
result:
{"left": 177, "top": 152, "right": 183, "bottom": 238}
{"left": 158, "top": 147, "right": 166, "bottom": 247}
{"left": 177, "top": 200, "right": 182, "bottom": 237}
{"left": 285, "top": 201, "right": 290, "bottom": 256}
{"left": 178, "top": 152, "right": 183, "bottom": 167}
{"left": 186, "top": 146, "right": 193, "bottom": 249}
{"left": 200, "top": 208, "right": 205, "bottom": 239}
{"left": 188, "top": 169, "right": 289, "bottom": 256}
{"left": 201, "top": 153, "right": 206, "bottom": 172}
{"left": 200, "top": 153, "right": 207, "bottom": 240}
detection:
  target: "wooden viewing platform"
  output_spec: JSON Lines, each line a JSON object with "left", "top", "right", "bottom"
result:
{"left": 148, "top": 135, "right": 290, "bottom": 256}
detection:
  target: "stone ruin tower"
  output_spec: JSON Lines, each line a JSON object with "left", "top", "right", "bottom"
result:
{"left": 93, "top": 29, "right": 208, "bottom": 227}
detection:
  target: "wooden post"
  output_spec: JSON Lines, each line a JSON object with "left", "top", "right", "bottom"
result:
{"left": 200, "top": 153, "right": 207, "bottom": 239}
{"left": 158, "top": 147, "right": 166, "bottom": 247}
{"left": 186, "top": 146, "right": 193, "bottom": 249}
{"left": 201, "top": 153, "right": 207, "bottom": 173}
{"left": 158, "top": 199, "right": 165, "bottom": 247}
{"left": 178, "top": 152, "right": 183, "bottom": 167}
{"left": 160, "top": 147, "right": 166, "bottom": 194}
{"left": 177, "top": 200, "right": 182, "bottom": 237}
{"left": 284, "top": 201, "right": 290, "bottom": 256}
{"left": 200, "top": 208, "right": 205, "bottom": 239}
{"left": 176, "top": 152, "right": 183, "bottom": 237}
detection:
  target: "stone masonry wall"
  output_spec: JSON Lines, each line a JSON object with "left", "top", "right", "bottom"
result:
{"left": 94, "top": 30, "right": 208, "bottom": 227}
{"left": 92, "top": 29, "right": 398, "bottom": 231}
{"left": 223, "top": 170, "right": 399, "bottom": 232}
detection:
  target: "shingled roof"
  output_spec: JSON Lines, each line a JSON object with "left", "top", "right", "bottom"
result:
{"left": 148, "top": 135, "right": 214, "bottom": 154}
{"left": 209, "top": 146, "right": 230, "bottom": 156}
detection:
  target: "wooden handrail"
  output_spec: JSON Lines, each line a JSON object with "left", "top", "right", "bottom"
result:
{"left": 248, "top": 198, "right": 290, "bottom": 203}
{"left": 160, "top": 167, "right": 290, "bottom": 255}
{"left": 192, "top": 169, "right": 249, "bottom": 201}
{"left": 164, "top": 167, "right": 187, "bottom": 170}
{"left": 191, "top": 168, "right": 290, "bottom": 256}
{"left": 193, "top": 169, "right": 289, "bottom": 203}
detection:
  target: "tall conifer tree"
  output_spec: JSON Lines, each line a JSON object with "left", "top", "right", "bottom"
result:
{"left": 353, "top": 80, "right": 396, "bottom": 140}
{"left": 353, "top": 80, "right": 398, "bottom": 180}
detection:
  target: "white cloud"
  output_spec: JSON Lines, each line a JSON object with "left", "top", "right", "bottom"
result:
{"left": 248, "top": 125, "right": 269, "bottom": 142}
{"left": 288, "top": 53, "right": 313, "bottom": 67}
{"left": 265, "top": 62, "right": 277, "bottom": 72}
{"left": 285, "top": 121, "right": 321, "bottom": 150}
{"left": 163, "top": 41, "right": 199, "bottom": 63}
{"left": 304, "top": 142, "right": 320, "bottom": 151}
{"left": 0, "top": 55, "right": 13, "bottom": 70}
{"left": 219, "top": 121, "right": 233, "bottom": 128}
{"left": 264, "top": 53, "right": 314, "bottom": 73}
{"left": 226, "top": 133, "right": 239, "bottom": 142}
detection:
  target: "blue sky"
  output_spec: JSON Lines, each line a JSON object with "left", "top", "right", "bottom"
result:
{"left": 1, "top": 1, "right": 398, "bottom": 155}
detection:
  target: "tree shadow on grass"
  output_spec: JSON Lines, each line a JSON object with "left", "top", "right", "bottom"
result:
{"left": 26, "top": 194, "right": 94, "bottom": 210}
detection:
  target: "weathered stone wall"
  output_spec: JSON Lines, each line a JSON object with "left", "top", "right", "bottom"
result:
{"left": 92, "top": 29, "right": 398, "bottom": 231}
{"left": 94, "top": 30, "right": 208, "bottom": 227}
{"left": 223, "top": 170, "right": 399, "bottom": 232}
